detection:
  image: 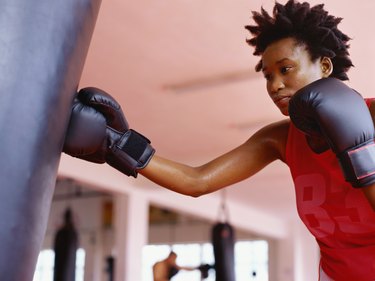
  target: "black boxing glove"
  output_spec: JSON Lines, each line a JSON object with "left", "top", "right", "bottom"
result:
{"left": 63, "top": 99, "right": 107, "bottom": 163}
{"left": 63, "top": 87, "right": 155, "bottom": 177}
{"left": 289, "top": 78, "right": 375, "bottom": 187}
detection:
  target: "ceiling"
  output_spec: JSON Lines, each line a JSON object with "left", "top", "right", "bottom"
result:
{"left": 59, "top": 0, "right": 375, "bottom": 227}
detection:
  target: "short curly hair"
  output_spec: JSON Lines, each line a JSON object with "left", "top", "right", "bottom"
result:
{"left": 245, "top": 0, "right": 353, "bottom": 80}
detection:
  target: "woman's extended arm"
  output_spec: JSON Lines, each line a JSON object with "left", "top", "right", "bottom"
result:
{"left": 140, "top": 119, "right": 289, "bottom": 197}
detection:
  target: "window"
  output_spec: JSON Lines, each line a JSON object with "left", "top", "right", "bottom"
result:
{"left": 33, "top": 248, "right": 86, "bottom": 281}
{"left": 75, "top": 249, "right": 86, "bottom": 281}
{"left": 235, "top": 241, "right": 268, "bottom": 281}
{"left": 33, "top": 249, "right": 54, "bottom": 281}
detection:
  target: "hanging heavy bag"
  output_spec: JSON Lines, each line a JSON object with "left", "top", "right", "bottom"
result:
{"left": 211, "top": 222, "right": 236, "bottom": 281}
{"left": 53, "top": 209, "right": 79, "bottom": 281}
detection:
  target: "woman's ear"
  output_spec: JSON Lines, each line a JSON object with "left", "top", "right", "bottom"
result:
{"left": 321, "top": 57, "right": 333, "bottom": 77}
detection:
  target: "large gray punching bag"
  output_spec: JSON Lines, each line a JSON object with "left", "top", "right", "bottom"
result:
{"left": 0, "top": 0, "right": 101, "bottom": 280}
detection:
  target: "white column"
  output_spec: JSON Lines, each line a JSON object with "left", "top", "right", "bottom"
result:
{"left": 269, "top": 219, "right": 319, "bottom": 281}
{"left": 293, "top": 220, "right": 320, "bottom": 281}
{"left": 269, "top": 234, "right": 295, "bottom": 281}
{"left": 114, "top": 192, "right": 149, "bottom": 281}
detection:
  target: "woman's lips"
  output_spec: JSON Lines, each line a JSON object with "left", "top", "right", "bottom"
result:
{"left": 274, "top": 96, "right": 290, "bottom": 107}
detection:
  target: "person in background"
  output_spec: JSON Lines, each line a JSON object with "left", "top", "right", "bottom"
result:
{"left": 152, "top": 251, "right": 198, "bottom": 281}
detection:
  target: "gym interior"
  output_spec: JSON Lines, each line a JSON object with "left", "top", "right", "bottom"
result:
{"left": 33, "top": 175, "right": 318, "bottom": 281}
{"left": 2, "top": 0, "right": 374, "bottom": 281}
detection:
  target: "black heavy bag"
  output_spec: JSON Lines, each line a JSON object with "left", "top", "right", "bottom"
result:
{"left": 0, "top": 0, "right": 101, "bottom": 280}
{"left": 105, "top": 256, "right": 115, "bottom": 281}
{"left": 211, "top": 222, "right": 236, "bottom": 281}
{"left": 53, "top": 209, "right": 79, "bottom": 281}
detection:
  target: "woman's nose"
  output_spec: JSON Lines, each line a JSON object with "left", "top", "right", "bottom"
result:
{"left": 269, "top": 76, "right": 285, "bottom": 94}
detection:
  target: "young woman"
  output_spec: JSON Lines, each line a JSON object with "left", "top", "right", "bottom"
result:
{"left": 64, "top": 1, "right": 375, "bottom": 279}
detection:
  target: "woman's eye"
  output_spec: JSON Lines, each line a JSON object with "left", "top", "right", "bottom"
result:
{"left": 281, "top": 66, "right": 292, "bottom": 74}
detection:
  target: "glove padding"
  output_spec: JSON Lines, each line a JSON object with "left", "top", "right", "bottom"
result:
{"left": 289, "top": 78, "right": 375, "bottom": 187}
{"left": 63, "top": 100, "right": 107, "bottom": 162}
{"left": 63, "top": 87, "right": 155, "bottom": 177}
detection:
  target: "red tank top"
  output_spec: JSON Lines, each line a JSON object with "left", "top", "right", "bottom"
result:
{"left": 285, "top": 99, "right": 375, "bottom": 280}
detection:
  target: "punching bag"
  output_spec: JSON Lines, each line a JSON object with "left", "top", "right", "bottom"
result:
{"left": 53, "top": 209, "right": 79, "bottom": 281}
{"left": 105, "top": 256, "right": 115, "bottom": 281}
{"left": 0, "top": 0, "right": 101, "bottom": 280}
{"left": 212, "top": 222, "right": 236, "bottom": 281}
{"left": 212, "top": 190, "right": 236, "bottom": 281}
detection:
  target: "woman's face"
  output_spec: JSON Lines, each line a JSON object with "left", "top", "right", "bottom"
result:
{"left": 261, "top": 37, "right": 328, "bottom": 116}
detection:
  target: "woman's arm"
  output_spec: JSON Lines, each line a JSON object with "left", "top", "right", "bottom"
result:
{"left": 176, "top": 265, "right": 198, "bottom": 271}
{"left": 140, "top": 119, "right": 289, "bottom": 197}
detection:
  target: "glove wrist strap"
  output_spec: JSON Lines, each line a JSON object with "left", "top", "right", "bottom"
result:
{"left": 107, "top": 129, "right": 155, "bottom": 177}
{"left": 338, "top": 140, "right": 375, "bottom": 187}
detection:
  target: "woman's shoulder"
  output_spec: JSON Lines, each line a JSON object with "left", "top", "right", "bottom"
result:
{"left": 251, "top": 119, "right": 290, "bottom": 162}
{"left": 256, "top": 119, "right": 290, "bottom": 139}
